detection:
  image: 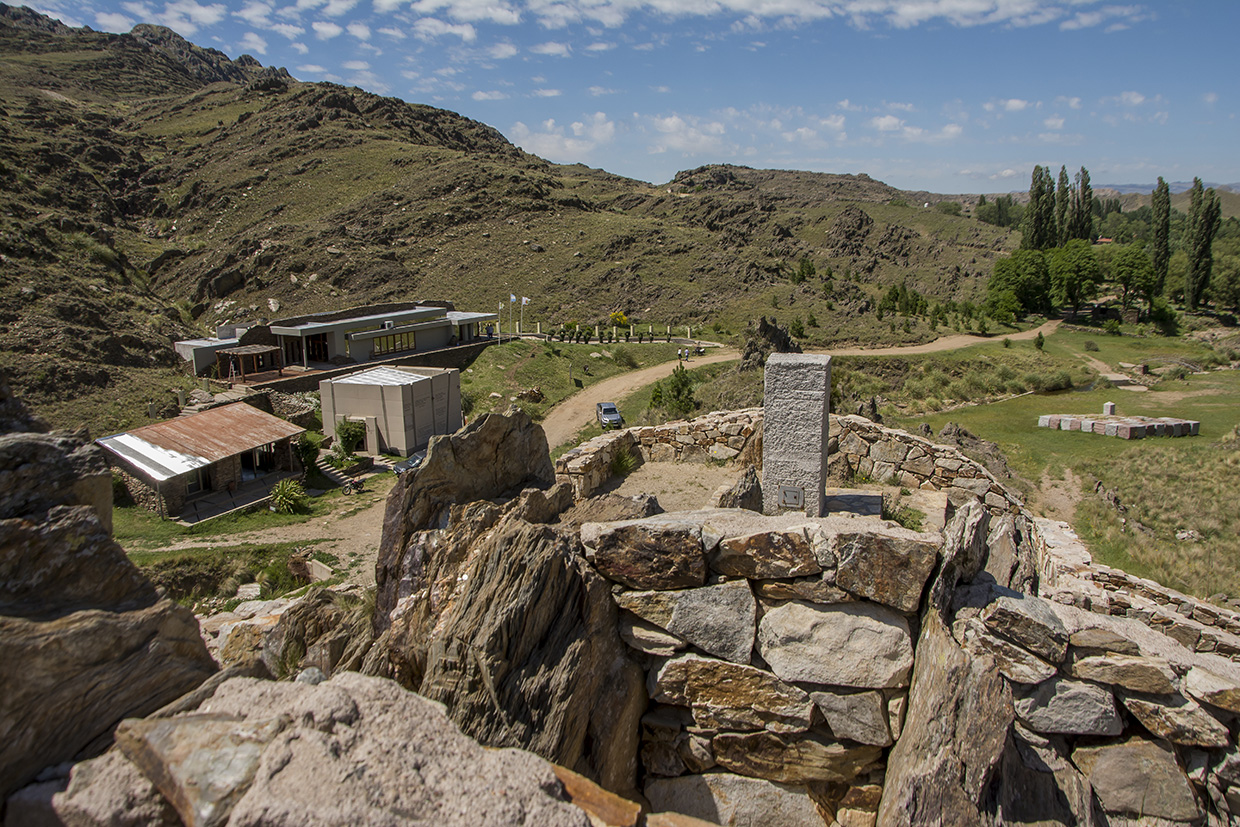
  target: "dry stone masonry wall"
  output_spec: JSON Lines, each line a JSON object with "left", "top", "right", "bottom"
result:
{"left": 1038, "top": 413, "right": 1201, "bottom": 440}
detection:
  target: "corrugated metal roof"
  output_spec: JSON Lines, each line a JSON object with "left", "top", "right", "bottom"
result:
{"left": 332, "top": 366, "right": 430, "bottom": 386}
{"left": 97, "top": 403, "right": 304, "bottom": 480}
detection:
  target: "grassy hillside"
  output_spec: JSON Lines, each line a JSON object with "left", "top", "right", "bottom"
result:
{"left": 0, "top": 7, "right": 1025, "bottom": 432}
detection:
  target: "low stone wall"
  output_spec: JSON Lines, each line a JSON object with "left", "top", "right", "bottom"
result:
{"left": 830, "top": 414, "right": 1024, "bottom": 516}
{"left": 1034, "top": 518, "right": 1240, "bottom": 662}
{"left": 1038, "top": 413, "right": 1200, "bottom": 440}
{"left": 555, "top": 409, "right": 1024, "bottom": 519}
{"left": 554, "top": 409, "right": 761, "bottom": 500}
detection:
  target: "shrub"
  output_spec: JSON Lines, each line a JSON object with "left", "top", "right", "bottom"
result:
{"left": 612, "top": 346, "right": 638, "bottom": 369}
{"left": 1164, "top": 365, "right": 1189, "bottom": 381}
{"left": 610, "top": 448, "right": 638, "bottom": 477}
{"left": 269, "top": 478, "right": 307, "bottom": 514}
{"left": 1002, "top": 337, "right": 1011, "bottom": 348}
{"left": 335, "top": 419, "right": 365, "bottom": 453}
{"left": 1084, "top": 340, "right": 1099, "bottom": 352}
{"left": 1034, "top": 331, "right": 1045, "bottom": 351}
{"left": 292, "top": 434, "right": 318, "bottom": 473}
{"left": 1103, "top": 319, "right": 1122, "bottom": 336}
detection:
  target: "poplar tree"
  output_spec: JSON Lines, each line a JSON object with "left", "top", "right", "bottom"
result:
{"left": 1150, "top": 177, "right": 1171, "bottom": 298}
{"left": 1185, "top": 177, "right": 1222, "bottom": 310}
{"left": 1055, "top": 165, "right": 1071, "bottom": 246}
{"left": 1068, "top": 166, "right": 1093, "bottom": 241}
{"left": 1021, "top": 166, "right": 1056, "bottom": 250}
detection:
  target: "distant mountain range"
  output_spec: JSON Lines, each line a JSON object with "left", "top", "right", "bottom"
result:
{"left": 1099, "top": 182, "right": 1240, "bottom": 195}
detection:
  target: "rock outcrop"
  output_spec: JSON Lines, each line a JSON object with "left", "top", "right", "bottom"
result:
{"left": 0, "top": 378, "right": 217, "bottom": 801}
{"left": 10, "top": 672, "right": 594, "bottom": 827}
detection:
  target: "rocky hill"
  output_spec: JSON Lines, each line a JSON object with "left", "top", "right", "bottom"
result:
{"left": 0, "top": 5, "right": 1019, "bottom": 432}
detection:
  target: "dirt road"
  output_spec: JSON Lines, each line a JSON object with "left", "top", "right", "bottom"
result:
{"left": 541, "top": 349, "right": 740, "bottom": 449}
{"left": 540, "top": 320, "right": 1063, "bottom": 450}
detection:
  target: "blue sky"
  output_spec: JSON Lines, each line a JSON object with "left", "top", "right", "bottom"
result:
{"left": 29, "top": 0, "right": 1240, "bottom": 193}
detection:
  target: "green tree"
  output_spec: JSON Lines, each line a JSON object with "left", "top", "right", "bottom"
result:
{"left": 988, "top": 249, "right": 1051, "bottom": 317}
{"left": 1050, "top": 240, "right": 1100, "bottom": 317}
{"left": 1021, "top": 166, "right": 1057, "bottom": 250}
{"left": 794, "top": 256, "right": 816, "bottom": 284}
{"left": 935, "top": 201, "right": 962, "bottom": 216}
{"left": 650, "top": 364, "right": 696, "bottom": 416}
{"left": 1034, "top": 331, "right": 1045, "bottom": 351}
{"left": 1210, "top": 254, "right": 1240, "bottom": 313}
{"left": 608, "top": 310, "right": 629, "bottom": 326}
{"left": 1185, "top": 177, "right": 1223, "bottom": 310}
{"left": 1151, "top": 178, "right": 1171, "bottom": 298}
{"left": 1055, "top": 165, "right": 1071, "bottom": 246}
{"left": 1111, "top": 244, "right": 1155, "bottom": 312}
{"left": 1068, "top": 166, "right": 1093, "bottom": 241}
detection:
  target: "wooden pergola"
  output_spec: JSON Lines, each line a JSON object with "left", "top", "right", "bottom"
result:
{"left": 216, "top": 344, "right": 283, "bottom": 384}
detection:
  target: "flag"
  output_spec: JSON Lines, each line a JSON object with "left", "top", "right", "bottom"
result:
{"left": 510, "top": 293, "right": 516, "bottom": 303}
{"left": 521, "top": 296, "right": 529, "bottom": 305}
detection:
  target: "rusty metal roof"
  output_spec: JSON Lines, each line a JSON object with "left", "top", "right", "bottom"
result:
{"left": 99, "top": 403, "right": 304, "bottom": 479}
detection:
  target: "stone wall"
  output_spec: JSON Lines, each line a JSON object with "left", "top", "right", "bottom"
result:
{"left": 581, "top": 508, "right": 943, "bottom": 825}
{"left": 554, "top": 410, "right": 761, "bottom": 500}
{"left": 555, "top": 410, "right": 1022, "bottom": 519}
{"left": 1035, "top": 518, "right": 1240, "bottom": 663}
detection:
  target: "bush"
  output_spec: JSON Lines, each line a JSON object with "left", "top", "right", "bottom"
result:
{"left": 269, "top": 479, "right": 307, "bottom": 514}
{"left": 335, "top": 419, "right": 365, "bottom": 453}
{"left": 1103, "top": 319, "right": 1122, "bottom": 336}
{"left": 610, "top": 448, "right": 638, "bottom": 477}
{"left": 292, "top": 433, "right": 318, "bottom": 473}
{"left": 1084, "top": 340, "right": 1099, "bottom": 352}
{"left": 612, "top": 346, "right": 638, "bottom": 369}
{"left": 1034, "top": 331, "right": 1045, "bottom": 351}
{"left": 1165, "top": 365, "right": 1189, "bottom": 381}
{"left": 1002, "top": 337, "right": 1011, "bottom": 348}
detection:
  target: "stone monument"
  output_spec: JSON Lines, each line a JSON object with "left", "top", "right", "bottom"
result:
{"left": 762, "top": 353, "right": 831, "bottom": 516}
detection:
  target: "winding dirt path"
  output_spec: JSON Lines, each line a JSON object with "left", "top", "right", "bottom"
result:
{"left": 540, "top": 349, "right": 740, "bottom": 449}
{"left": 540, "top": 320, "right": 1063, "bottom": 450}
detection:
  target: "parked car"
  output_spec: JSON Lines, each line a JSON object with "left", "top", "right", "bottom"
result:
{"left": 393, "top": 450, "right": 426, "bottom": 476}
{"left": 596, "top": 402, "right": 624, "bottom": 430}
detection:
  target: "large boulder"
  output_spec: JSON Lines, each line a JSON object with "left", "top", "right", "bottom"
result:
{"left": 12, "top": 673, "right": 595, "bottom": 827}
{"left": 0, "top": 417, "right": 216, "bottom": 800}
{"left": 616, "top": 581, "right": 756, "bottom": 664}
{"left": 374, "top": 409, "right": 555, "bottom": 632}
{"left": 645, "top": 772, "right": 822, "bottom": 827}
{"left": 369, "top": 517, "right": 645, "bottom": 796}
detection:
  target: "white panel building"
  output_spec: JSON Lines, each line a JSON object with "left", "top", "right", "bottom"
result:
{"left": 319, "top": 366, "right": 462, "bottom": 457}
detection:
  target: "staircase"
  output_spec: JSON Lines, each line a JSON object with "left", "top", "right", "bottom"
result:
{"left": 313, "top": 454, "right": 351, "bottom": 489}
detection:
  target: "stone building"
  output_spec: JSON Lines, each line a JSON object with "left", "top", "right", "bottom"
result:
{"left": 97, "top": 402, "right": 304, "bottom": 518}
{"left": 319, "top": 365, "right": 461, "bottom": 457}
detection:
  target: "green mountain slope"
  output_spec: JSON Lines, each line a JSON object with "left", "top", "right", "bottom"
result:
{"left": 0, "top": 5, "right": 1018, "bottom": 432}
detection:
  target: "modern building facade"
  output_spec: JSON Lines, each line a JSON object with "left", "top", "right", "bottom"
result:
{"left": 319, "top": 365, "right": 462, "bottom": 457}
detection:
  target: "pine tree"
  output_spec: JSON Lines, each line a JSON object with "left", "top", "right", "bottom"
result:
{"left": 1150, "top": 177, "right": 1171, "bottom": 299}
{"left": 1185, "top": 177, "right": 1222, "bottom": 310}
{"left": 1055, "top": 165, "right": 1071, "bottom": 246}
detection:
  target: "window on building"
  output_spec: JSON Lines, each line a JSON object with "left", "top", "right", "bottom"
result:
{"left": 371, "top": 331, "right": 416, "bottom": 356}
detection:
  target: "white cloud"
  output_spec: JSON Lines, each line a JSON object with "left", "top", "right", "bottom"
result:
{"left": 586, "top": 41, "right": 615, "bottom": 51}
{"left": 1119, "top": 90, "right": 1145, "bottom": 106}
{"left": 271, "top": 22, "right": 304, "bottom": 38}
{"left": 837, "top": 99, "right": 863, "bottom": 112}
{"left": 1060, "top": 5, "right": 1150, "bottom": 32}
{"left": 240, "top": 31, "right": 268, "bottom": 53}
{"left": 887, "top": 101, "right": 915, "bottom": 112}
{"left": 343, "top": 59, "right": 370, "bottom": 70}
{"left": 511, "top": 114, "right": 614, "bottom": 160}
{"left": 291, "top": 41, "right": 309, "bottom": 52}
{"left": 819, "top": 114, "right": 846, "bottom": 133}
{"left": 589, "top": 85, "right": 617, "bottom": 96}
{"left": 410, "top": 0, "right": 520, "bottom": 25}
{"left": 782, "top": 126, "right": 817, "bottom": 143}
{"left": 413, "top": 17, "right": 476, "bottom": 40}
{"left": 1204, "top": 92, "right": 1218, "bottom": 106}
{"left": 647, "top": 113, "right": 726, "bottom": 155}
{"left": 95, "top": 11, "right": 135, "bottom": 30}
{"left": 489, "top": 42, "right": 518, "bottom": 58}
{"left": 373, "top": 0, "right": 405, "bottom": 10}
{"left": 312, "top": 20, "right": 343, "bottom": 37}
{"left": 234, "top": 1, "right": 272, "bottom": 26}
{"left": 1044, "top": 115, "right": 1064, "bottom": 129}
{"left": 651, "top": 85, "right": 670, "bottom": 93}
{"left": 321, "top": 0, "right": 359, "bottom": 16}
{"left": 870, "top": 114, "right": 903, "bottom": 132}
{"left": 348, "top": 69, "right": 389, "bottom": 93}
{"left": 472, "top": 90, "right": 508, "bottom": 100}
{"left": 531, "top": 41, "right": 571, "bottom": 57}
{"left": 121, "top": 0, "right": 226, "bottom": 35}
{"left": 378, "top": 26, "right": 405, "bottom": 38}
{"left": 347, "top": 21, "right": 370, "bottom": 38}
{"left": 297, "top": 63, "right": 328, "bottom": 73}
{"left": 533, "top": 88, "right": 562, "bottom": 97}
{"left": 1003, "top": 98, "right": 1029, "bottom": 112}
